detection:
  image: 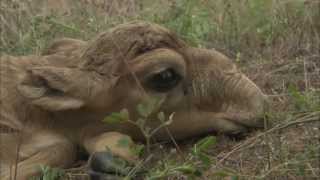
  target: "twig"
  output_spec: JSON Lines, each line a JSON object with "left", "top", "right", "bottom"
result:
{"left": 163, "top": 125, "right": 185, "bottom": 160}
{"left": 259, "top": 158, "right": 320, "bottom": 179}
{"left": 306, "top": 162, "right": 318, "bottom": 177}
{"left": 218, "top": 111, "right": 320, "bottom": 164}
{"left": 273, "top": 113, "right": 319, "bottom": 131}
{"left": 303, "top": 58, "right": 309, "bottom": 90}
{"left": 110, "top": 36, "right": 147, "bottom": 95}
{"left": 125, "top": 154, "right": 153, "bottom": 178}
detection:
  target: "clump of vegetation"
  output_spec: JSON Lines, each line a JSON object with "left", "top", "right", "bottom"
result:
{"left": 30, "top": 165, "right": 65, "bottom": 180}
{"left": 103, "top": 97, "right": 170, "bottom": 154}
{"left": 148, "top": 0, "right": 213, "bottom": 46}
{"left": 103, "top": 97, "right": 220, "bottom": 179}
{"left": 145, "top": 136, "right": 218, "bottom": 179}
{"left": 288, "top": 85, "right": 320, "bottom": 112}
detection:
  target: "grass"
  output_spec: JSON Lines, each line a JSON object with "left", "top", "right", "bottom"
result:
{"left": 1, "top": 0, "right": 319, "bottom": 179}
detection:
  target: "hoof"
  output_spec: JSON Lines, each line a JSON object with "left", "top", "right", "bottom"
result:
{"left": 88, "top": 151, "right": 132, "bottom": 179}
{"left": 88, "top": 170, "right": 123, "bottom": 180}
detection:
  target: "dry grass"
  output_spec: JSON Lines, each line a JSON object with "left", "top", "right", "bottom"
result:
{"left": 0, "top": 0, "right": 319, "bottom": 179}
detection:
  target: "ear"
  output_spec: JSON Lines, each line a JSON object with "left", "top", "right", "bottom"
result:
{"left": 42, "top": 38, "right": 86, "bottom": 55}
{"left": 18, "top": 67, "right": 92, "bottom": 111}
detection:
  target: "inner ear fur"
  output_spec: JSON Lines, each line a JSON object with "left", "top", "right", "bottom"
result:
{"left": 17, "top": 66, "right": 105, "bottom": 111}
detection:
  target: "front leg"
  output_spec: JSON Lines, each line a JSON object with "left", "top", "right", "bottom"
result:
{"left": 152, "top": 111, "right": 248, "bottom": 141}
{"left": 83, "top": 132, "right": 138, "bottom": 178}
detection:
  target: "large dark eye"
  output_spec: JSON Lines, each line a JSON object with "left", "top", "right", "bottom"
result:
{"left": 146, "top": 68, "right": 182, "bottom": 92}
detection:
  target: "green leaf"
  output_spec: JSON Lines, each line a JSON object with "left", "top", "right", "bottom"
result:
{"left": 197, "top": 152, "right": 212, "bottom": 167}
{"left": 131, "top": 144, "right": 145, "bottom": 157}
{"left": 195, "top": 136, "right": 216, "bottom": 152}
{"left": 102, "top": 109, "right": 129, "bottom": 124}
{"left": 137, "top": 103, "right": 150, "bottom": 118}
{"left": 117, "top": 136, "right": 131, "bottom": 148}
{"left": 213, "top": 170, "right": 230, "bottom": 177}
{"left": 37, "top": 165, "right": 64, "bottom": 180}
{"left": 174, "top": 165, "right": 196, "bottom": 174}
{"left": 231, "top": 175, "right": 239, "bottom": 180}
{"left": 120, "top": 109, "right": 129, "bottom": 120}
{"left": 136, "top": 97, "right": 164, "bottom": 118}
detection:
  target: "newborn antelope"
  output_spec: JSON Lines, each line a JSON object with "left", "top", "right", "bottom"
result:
{"left": 0, "top": 21, "right": 268, "bottom": 179}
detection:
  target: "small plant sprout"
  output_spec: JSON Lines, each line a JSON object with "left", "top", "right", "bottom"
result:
{"left": 146, "top": 135, "right": 217, "bottom": 179}
{"left": 103, "top": 96, "right": 174, "bottom": 153}
{"left": 29, "top": 165, "right": 65, "bottom": 180}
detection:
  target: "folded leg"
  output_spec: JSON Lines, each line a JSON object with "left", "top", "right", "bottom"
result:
{"left": 1, "top": 131, "right": 76, "bottom": 180}
{"left": 83, "top": 132, "right": 138, "bottom": 178}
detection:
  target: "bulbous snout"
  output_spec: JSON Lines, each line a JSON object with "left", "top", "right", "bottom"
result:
{"left": 182, "top": 47, "right": 268, "bottom": 129}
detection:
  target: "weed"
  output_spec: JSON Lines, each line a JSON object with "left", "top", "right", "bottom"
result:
{"left": 103, "top": 97, "right": 221, "bottom": 179}
{"left": 288, "top": 84, "right": 320, "bottom": 112}
{"left": 29, "top": 165, "right": 65, "bottom": 180}
{"left": 104, "top": 97, "right": 172, "bottom": 154}
{"left": 145, "top": 135, "right": 217, "bottom": 179}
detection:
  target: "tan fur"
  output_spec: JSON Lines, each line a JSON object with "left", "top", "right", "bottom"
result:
{"left": 0, "top": 21, "right": 268, "bottom": 179}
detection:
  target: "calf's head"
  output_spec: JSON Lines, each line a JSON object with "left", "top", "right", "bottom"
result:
{"left": 18, "top": 22, "right": 266, "bottom": 131}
